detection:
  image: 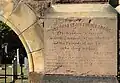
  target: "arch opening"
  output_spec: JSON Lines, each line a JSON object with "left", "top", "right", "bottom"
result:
{"left": 0, "top": 21, "right": 29, "bottom": 82}
{"left": 0, "top": 1, "right": 45, "bottom": 82}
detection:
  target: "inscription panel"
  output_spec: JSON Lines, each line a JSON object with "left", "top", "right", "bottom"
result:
{"left": 44, "top": 18, "right": 117, "bottom": 76}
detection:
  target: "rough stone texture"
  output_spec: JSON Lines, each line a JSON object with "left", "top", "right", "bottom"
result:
{"left": 45, "top": 4, "right": 117, "bottom": 17}
{"left": 43, "top": 75, "right": 118, "bottom": 83}
{"left": 23, "top": 0, "right": 51, "bottom": 17}
{"left": 43, "top": 3, "right": 118, "bottom": 83}
{"left": 31, "top": 50, "right": 44, "bottom": 73}
{"left": 29, "top": 72, "right": 44, "bottom": 83}
{"left": 44, "top": 18, "right": 117, "bottom": 76}
{"left": 0, "top": 0, "right": 119, "bottom": 83}
{"left": 21, "top": 22, "right": 44, "bottom": 52}
{"left": 0, "top": 1, "right": 46, "bottom": 82}
{"left": 13, "top": 0, "right": 20, "bottom": 8}
{"left": 8, "top": 3, "right": 36, "bottom": 34}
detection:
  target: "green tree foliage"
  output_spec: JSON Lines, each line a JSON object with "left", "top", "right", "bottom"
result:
{"left": 0, "top": 21, "right": 11, "bottom": 39}
{"left": 0, "top": 21, "right": 27, "bottom": 64}
{"left": 109, "top": 0, "right": 118, "bottom": 8}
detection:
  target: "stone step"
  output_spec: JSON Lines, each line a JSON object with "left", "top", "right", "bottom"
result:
{"left": 50, "top": 4, "right": 111, "bottom": 12}
{"left": 43, "top": 75, "right": 118, "bottom": 83}
{"left": 44, "top": 4, "right": 117, "bottom": 18}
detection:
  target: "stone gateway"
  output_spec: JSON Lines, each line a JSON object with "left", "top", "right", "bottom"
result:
{"left": 0, "top": 0, "right": 119, "bottom": 83}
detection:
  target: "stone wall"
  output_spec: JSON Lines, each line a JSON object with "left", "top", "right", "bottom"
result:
{"left": 43, "top": 3, "right": 118, "bottom": 83}
{"left": 0, "top": 0, "right": 51, "bottom": 83}
{"left": 43, "top": 75, "right": 118, "bottom": 83}
{"left": 0, "top": 0, "right": 119, "bottom": 83}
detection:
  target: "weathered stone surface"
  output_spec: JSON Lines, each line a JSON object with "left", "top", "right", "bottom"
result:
{"left": 24, "top": 0, "right": 51, "bottom": 17}
{"left": 43, "top": 75, "right": 118, "bottom": 83}
{"left": 29, "top": 72, "right": 44, "bottom": 83}
{"left": 46, "top": 4, "right": 117, "bottom": 17}
{"left": 44, "top": 17, "right": 117, "bottom": 76}
{"left": 21, "top": 22, "right": 44, "bottom": 53}
{"left": 0, "top": 0, "right": 118, "bottom": 83}
{"left": 0, "top": 0, "right": 46, "bottom": 77}
{"left": 8, "top": 3, "right": 36, "bottom": 34}
{"left": 44, "top": 4, "right": 117, "bottom": 78}
{"left": 31, "top": 50, "right": 44, "bottom": 73}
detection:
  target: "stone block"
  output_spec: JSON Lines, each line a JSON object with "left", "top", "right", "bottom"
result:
{"left": 43, "top": 75, "right": 118, "bottom": 83}
{"left": 44, "top": 4, "right": 117, "bottom": 77}
{"left": 44, "top": 17, "right": 117, "bottom": 76}
{"left": 21, "top": 22, "right": 44, "bottom": 53}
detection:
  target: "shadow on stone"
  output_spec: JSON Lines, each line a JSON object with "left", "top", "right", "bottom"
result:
{"left": 43, "top": 75, "right": 118, "bottom": 83}
{"left": 29, "top": 72, "right": 44, "bottom": 83}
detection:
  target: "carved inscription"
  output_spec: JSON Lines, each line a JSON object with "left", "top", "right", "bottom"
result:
{"left": 44, "top": 18, "right": 117, "bottom": 76}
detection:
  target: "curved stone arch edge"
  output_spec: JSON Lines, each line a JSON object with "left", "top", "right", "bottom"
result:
{"left": 0, "top": 15, "right": 34, "bottom": 72}
{"left": 0, "top": 1, "right": 46, "bottom": 75}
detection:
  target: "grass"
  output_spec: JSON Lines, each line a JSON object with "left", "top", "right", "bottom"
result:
{"left": 0, "top": 64, "right": 28, "bottom": 83}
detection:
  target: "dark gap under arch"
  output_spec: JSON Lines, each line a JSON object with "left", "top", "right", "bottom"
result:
{"left": 0, "top": 21, "right": 28, "bottom": 83}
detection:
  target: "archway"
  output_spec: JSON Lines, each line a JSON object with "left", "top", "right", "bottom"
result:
{"left": 0, "top": 0, "right": 46, "bottom": 82}
{"left": 0, "top": 21, "right": 29, "bottom": 82}
{"left": 1, "top": 0, "right": 119, "bottom": 83}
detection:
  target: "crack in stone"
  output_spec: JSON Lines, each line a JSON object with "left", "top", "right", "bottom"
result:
{"left": 19, "top": 20, "right": 38, "bottom": 35}
{"left": 80, "top": 70, "right": 92, "bottom": 76}
{"left": 45, "top": 65, "right": 63, "bottom": 73}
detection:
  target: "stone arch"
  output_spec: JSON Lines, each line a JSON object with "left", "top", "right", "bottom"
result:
{"left": 1, "top": 0, "right": 118, "bottom": 83}
{"left": 0, "top": 15, "right": 34, "bottom": 72}
{"left": 0, "top": 0, "right": 46, "bottom": 82}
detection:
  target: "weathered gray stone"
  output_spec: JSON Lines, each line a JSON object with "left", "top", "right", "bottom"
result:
{"left": 43, "top": 75, "right": 118, "bottom": 83}
{"left": 29, "top": 72, "right": 44, "bottom": 83}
